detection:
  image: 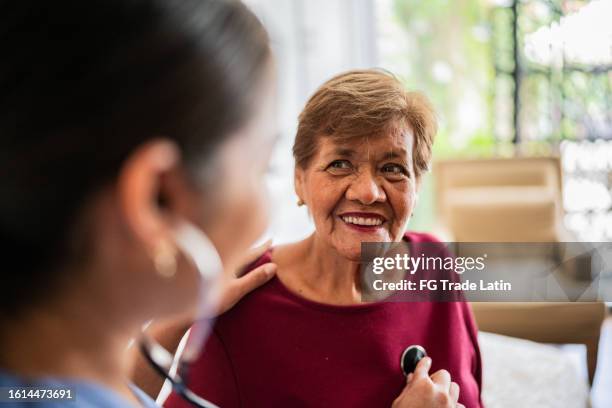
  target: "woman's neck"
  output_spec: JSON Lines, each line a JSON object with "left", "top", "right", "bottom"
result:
{"left": 0, "top": 287, "right": 143, "bottom": 406}
{"left": 276, "top": 234, "right": 363, "bottom": 305}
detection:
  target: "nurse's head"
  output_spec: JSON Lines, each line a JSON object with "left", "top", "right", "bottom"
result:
{"left": 0, "top": 0, "right": 275, "bottom": 324}
{"left": 293, "top": 70, "right": 436, "bottom": 261}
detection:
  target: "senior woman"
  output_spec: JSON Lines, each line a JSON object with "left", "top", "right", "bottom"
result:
{"left": 163, "top": 70, "right": 482, "bottom": 408}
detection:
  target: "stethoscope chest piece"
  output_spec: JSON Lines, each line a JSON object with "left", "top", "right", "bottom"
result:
{"left": 400, "top": 345, "right": 427, "bottom": 376}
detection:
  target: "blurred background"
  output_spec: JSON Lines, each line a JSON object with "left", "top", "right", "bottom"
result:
{"left": 244, "top": 0, "right": 612, "bottom": 244}
{"left": 242, "top": 1, "right": 612, "bottom": 407}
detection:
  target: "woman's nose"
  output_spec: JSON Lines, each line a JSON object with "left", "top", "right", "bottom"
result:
{"left": 346, "top": 170, "right": 386, "bottom": 205}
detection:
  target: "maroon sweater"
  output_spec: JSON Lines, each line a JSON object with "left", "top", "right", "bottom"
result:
{"left": 164, "top": 232, "right": 483, "bottom": 408}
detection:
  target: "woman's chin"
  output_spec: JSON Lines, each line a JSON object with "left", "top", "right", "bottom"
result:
{"left": 327, "top": 226, "right": 393, "bottom": 261}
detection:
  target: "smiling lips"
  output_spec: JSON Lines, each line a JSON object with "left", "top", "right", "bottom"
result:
{"left": 339, "top": 212, "right": 386, "bottom": 229}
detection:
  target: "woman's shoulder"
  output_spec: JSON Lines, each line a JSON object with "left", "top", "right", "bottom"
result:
{"left": 242, "top": 240, "right": 304, "bottom": 276}
{"left": 242, "top": 248, "right": 274, "bottom": 274}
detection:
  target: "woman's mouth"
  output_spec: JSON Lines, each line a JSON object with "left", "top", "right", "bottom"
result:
{"left": 339, "top": 212, "right": 386, "bottom": 232}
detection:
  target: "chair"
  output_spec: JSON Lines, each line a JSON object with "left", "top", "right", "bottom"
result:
{"left": 433, "top": 156, "right": 608, "bottom": 383}
{"left": 434, "top": 156, "right": 563, "bottom": 242}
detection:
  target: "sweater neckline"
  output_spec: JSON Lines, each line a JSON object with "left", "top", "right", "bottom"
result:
{"left": 266, "top": 235, "right": 415, "bottom": 314}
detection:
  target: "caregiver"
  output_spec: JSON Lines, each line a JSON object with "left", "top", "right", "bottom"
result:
{"left": 0, "top": 0, "right": 276, "bottom": 406}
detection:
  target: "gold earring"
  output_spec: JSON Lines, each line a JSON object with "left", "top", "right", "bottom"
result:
{"left": 297, "top": 198, "right": 305, "bottom": 207}
{"left": 153, "top": 240, "right": 177, "bottom": 278}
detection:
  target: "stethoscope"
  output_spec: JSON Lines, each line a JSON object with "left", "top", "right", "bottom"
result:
{"left": 141, "top": 338, "right": 427, "bottom": 407}
{"left": 400, "top": 345, "right": 427, "bottom": 376}
{"left": 141, "top": 331, "right": 427, "bottom": 408}
{"left": 139, "top": 221, "right": 223, "bottom": 408}
{"left": 140, "top": 333, "right": 219, "bottom": 408}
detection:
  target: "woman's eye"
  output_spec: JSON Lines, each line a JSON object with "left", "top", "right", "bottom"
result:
{"left": 381, "top": 163, "right": 408, "bottom": 177}
{"left": 327, "top": 160, "right": 353, "bottom": 171}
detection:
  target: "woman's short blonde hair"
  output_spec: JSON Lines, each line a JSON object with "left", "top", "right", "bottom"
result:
{"left": 293, "top": 69, "right": 437, "bottom": 177}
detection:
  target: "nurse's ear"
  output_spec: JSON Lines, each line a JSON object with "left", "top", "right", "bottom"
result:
{"left": 116, "top": 139, "right": 190, "bottom": 264}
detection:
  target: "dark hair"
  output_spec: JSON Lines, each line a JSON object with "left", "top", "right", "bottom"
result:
{"left": 0, "top": 0, "right": 270, "bottom": 317}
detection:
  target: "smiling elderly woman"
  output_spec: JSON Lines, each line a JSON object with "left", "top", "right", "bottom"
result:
{"left": 164, "top": 69, "right": 483, "bottom": 408}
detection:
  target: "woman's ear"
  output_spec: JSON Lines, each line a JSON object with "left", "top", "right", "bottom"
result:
{"left": 294, "top": 166, "right": 306, "bottom": 206}
{"left": 117, "top": 139, "right": 181, "bottom": 251}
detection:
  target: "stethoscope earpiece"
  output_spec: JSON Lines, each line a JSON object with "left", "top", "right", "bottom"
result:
{"left": 400, "top": 345, "right": 427, "bottom": 376}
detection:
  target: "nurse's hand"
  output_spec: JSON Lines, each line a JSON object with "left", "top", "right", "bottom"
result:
{"left": 214, "top": 239, "right": 277, "bottom": 316}
{"left": 391, "top": 357, "right": 463, "bottom": 408}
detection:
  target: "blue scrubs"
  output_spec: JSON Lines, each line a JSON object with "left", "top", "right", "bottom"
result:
{"left": 0, "top": 370, "right": 158, "bottom": 407}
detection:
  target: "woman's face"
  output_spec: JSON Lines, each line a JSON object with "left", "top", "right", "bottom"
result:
{"left": 295, "top": 129, "right": 418, "bottom": 261}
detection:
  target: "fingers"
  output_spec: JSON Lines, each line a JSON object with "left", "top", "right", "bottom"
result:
{"left": 399, "top": 358, "right": 462, "bottom": 408}
{"left": 430, "top": 369, "right": 451, "bottom": 391}
{"left": 412, "top": 356, "right": 432, "bottom": 379}
{"left": 449, "top": 381, "right": 460, "bottom": 404}
{"left": 235, "top": 239, "right": 273, "bottom": 277}
{"left": 231, "top": 263, "right": 277, "bottom": 298}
